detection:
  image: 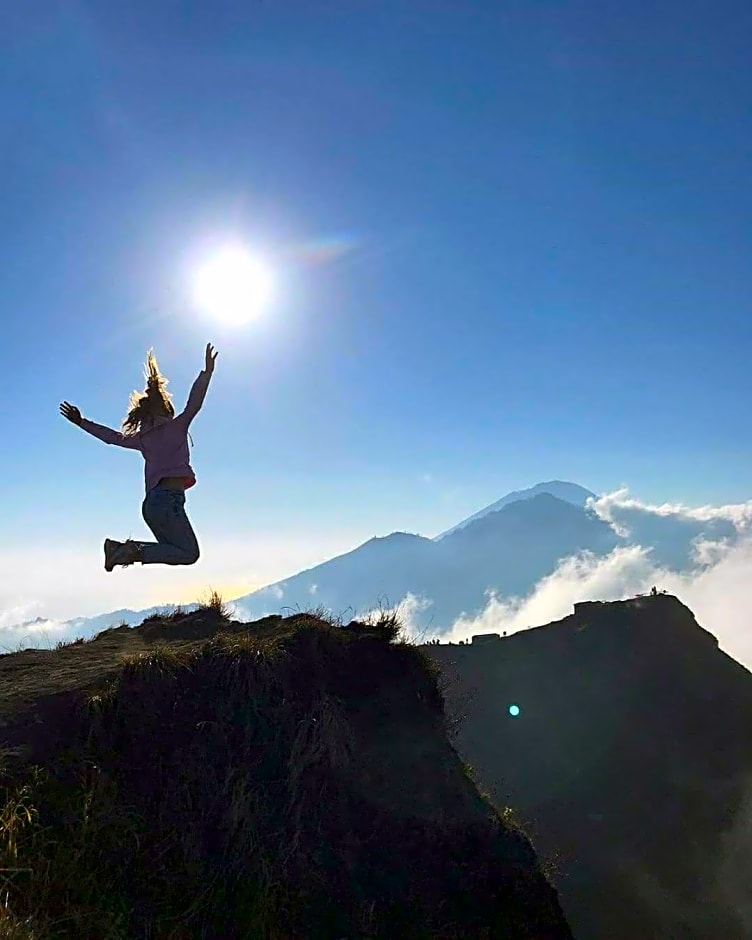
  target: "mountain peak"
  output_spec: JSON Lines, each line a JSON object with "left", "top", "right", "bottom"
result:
{"left": 436, "top": 480, "right": 596, "bottom": 540}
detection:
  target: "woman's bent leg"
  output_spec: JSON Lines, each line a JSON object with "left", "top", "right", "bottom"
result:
{"left": 139, "top": 488, "right": 200, "bottom": 566}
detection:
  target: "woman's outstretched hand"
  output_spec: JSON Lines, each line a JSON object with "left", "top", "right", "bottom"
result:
{"left": 204, "top": 342, "right": 218, "bottom": 375}
{"left": 59, "top": 401, "right": 82, "bottom": 426}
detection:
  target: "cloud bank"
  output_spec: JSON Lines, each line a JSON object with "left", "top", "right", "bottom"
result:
{"left": 589, "top": 487, "right": 752, "bottom": 534}
{"left": 0, "top": 603, "right": 71, "bottom": 653}
{"left": 447, "top": 488, "right": 752, "bottom": 671}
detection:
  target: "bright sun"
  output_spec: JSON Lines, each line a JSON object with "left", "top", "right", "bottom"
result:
{"left": 193, "top": 245, "right": 274, "bottom": 325}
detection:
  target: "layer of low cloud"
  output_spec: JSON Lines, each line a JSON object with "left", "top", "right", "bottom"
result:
{"left": 589, "top": 488, "right": 752, "bottom": 533}
{"left": 446, "top": 538, "right": 752, "bottom": 671}
{"left": 0, "top": 604, "right": 71, "bottom": 653}
{"left": 365, "top": 490, "right": 752, "bottom": 670}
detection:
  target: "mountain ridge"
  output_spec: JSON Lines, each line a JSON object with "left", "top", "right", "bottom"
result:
{"left": 436, "top": 480, "right": 597, "bottom": 539}
{"left": 8, "top": 480, "right": 749, "bottom": 658}
{"left": 238, "top": 492, "right": 621, "bottom": 628}
{"left": 10, "top": 483, "right": 593, "bottom": 636}
{"left": 426, "top": 593, "right": 752, "bottom": 939}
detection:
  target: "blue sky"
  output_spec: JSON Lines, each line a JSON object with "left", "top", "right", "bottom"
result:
{"left": 1, "top": 0, "right": 751, "bottom": 620}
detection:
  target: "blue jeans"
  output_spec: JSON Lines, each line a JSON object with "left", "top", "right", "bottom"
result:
{"left": 139, "top": 486, "right": 200, "bottom": 566}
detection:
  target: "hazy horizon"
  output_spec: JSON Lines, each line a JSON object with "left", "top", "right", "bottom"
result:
{"left": 4, "top": 482, "right": 752, "bottom": 677}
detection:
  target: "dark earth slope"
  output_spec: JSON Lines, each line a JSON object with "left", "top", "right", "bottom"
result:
{"left": 0, "top": 610, "right": 572, "bottom": 940}
{"left": 427, "top": 594, "right": 752, "bottom": 940}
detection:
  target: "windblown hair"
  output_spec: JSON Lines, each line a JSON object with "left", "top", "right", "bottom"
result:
{"left": 122, "top": 349, "right": 175, "bottom": 435}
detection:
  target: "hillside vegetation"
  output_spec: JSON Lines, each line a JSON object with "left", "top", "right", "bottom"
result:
{"left": 0, "top": 607, "right": 571, "bottom": 939}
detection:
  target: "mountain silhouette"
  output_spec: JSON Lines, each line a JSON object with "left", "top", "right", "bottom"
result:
{"left": 436, "top": 480, "right": 597, "bottom": 539}
{"left": 13, "top": 480, "right": 747, "bottom": 645}
{"left": 239, "top": 492, "right": 620, "bottom": 627}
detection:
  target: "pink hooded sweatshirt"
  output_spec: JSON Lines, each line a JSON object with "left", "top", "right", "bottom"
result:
{"left": 80, "top": 369, "right": 212, "bottom": 494}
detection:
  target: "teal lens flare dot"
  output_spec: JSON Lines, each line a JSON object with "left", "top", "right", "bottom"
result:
{"left": 508, "top": 704, "right": 520, "bottom": 717}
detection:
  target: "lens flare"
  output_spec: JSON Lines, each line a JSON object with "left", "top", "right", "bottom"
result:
{"left": 285, "top": 235, "right": 357, "bottom": 267}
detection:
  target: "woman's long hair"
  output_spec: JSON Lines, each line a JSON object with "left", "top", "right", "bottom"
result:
{"left": 122, "top": 349, "right": 175, "bottom": 435}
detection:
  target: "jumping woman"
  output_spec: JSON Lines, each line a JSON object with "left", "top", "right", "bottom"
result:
{"left": 60, "top": 343, "right": 218, "bottom": 572}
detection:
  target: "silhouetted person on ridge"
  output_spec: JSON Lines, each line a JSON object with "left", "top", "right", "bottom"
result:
{"left": 60, "top": 343, "right": 218, "bottom": 571}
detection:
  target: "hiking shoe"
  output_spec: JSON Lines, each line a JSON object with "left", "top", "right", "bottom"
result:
{"left": 104, "top": 538, "right": 122, "bottom": 572}
{"left": 104, "top": 539, "right": 141, "bottom": 571}
{"left": 115, "top": 539, "right": 142, "bottom": 568}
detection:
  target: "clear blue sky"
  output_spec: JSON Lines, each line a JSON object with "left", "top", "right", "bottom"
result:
{"left": 1, "top": 0, "right": 750, "bottom": 620}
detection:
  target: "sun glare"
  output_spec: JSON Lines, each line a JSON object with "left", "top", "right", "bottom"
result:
{"left": 193, "top": 245, "right": 274, "bottom": 325}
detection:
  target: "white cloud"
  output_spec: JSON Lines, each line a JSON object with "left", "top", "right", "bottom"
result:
{"left": 691, "top": 537, "right": 733, "bottom": 567}
{"left": 226, "top": 601, "right": 249, "bottom": 621}
{"left": 361, "top": 593, "right": 435, "bottom": 642}
{"left": 589, "top": 488, "right": 752, "bottom": 532}
{"left": 447, "top": 545, "right": 652, "bottom": 641}
{"left": 0, "top": 616, "right": 72, "bottom": 654}
{"left": 0, "top": 597, "right": 77, "bottom": 652}
{"left": 444, "top": 539, "right": 752, "bottom": 671}
{"left": 0, "top": 601, "right": 43, "bottom": 631}
{"left": 395, "top": 593, "right": 435, "bottom": 640}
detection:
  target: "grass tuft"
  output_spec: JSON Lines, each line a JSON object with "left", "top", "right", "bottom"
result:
{"left": 197, "top": 589, "right": 232, "bottom": 620}
{"left": 142, "top": 605, "right": 187, "bottom": 623}
{"left": 54, "top": 637, "right": 85, "bottom": 651}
